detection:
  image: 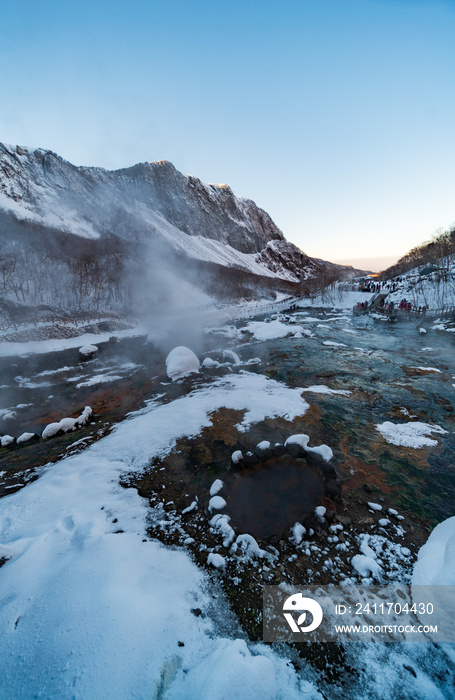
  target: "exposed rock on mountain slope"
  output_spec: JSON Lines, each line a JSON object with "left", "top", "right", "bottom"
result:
{"left": 0, "top": 142, "right": 355, "bottom": 321}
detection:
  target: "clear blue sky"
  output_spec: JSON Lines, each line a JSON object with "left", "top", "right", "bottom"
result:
{"left": 1, "top": 0, "right": 454, "bottom": 270}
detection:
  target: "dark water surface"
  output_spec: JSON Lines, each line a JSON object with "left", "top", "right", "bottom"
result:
{"left": 237, "top": 311, "right": 455, "bottom": 524}
{"left": 227, "top": 455, "right": 324, "bottom": 539}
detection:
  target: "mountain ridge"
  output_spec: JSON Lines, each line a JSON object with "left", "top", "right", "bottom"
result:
{"left": 0, "top": 142, "right": 361, "bottom": 323}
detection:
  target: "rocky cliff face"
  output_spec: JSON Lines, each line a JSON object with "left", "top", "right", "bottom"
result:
{"left": 1, "top": 144, "right": 284, "bottom": 253}
{"left": 0, "top": 142, "right": 353, "bottom": 319}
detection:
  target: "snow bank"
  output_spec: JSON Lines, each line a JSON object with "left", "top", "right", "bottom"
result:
{"left": 413, "top": 516, "right": 455, "bottom": 585}
{"left": 0, "top": 370, "right": 320, "bottom": 699}
{"left": 0, "top": 327, "right": 143, "bottom": 358}
{"left": 375, "top": 421, "right": 448, "bottom": 448}
{"left": 166, "top": 346, "right": 200, "bottom": 381}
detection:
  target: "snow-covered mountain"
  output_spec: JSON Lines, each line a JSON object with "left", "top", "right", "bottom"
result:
{"left": 0, "top": 142, "right": 356, "bottom": 319}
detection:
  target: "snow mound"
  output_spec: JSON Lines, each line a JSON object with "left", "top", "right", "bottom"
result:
{"left": 375, "top": 421, "right": 447, "bottom": 448}
{"left": 412, "top": 516, "right": 455, "bottom": 585}
{"left": 166, "top": 346, "right": 200, "bottom": 381}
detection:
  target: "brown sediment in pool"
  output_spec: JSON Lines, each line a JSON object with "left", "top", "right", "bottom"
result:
{"left": 227, "top": 455, "right": 324, "bottom": 539}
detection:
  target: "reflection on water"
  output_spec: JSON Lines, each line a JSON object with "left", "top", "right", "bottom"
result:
{"left": 227, "top": 455, "right": 324, "bottom": 539}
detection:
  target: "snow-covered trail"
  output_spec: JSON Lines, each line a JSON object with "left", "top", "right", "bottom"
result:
{"left": 0, "top": 372, "right": 320, "bottom": 699}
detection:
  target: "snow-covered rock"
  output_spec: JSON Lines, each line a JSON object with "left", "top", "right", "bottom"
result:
{"left": 166, "top": 346, "right": 200, "bottom": 381}
{"left": 207, "top": 552, "right": 226, "bottom": 569}
{"left": 368, "top": 502, "right": 383, "bottom": 511}
{"left": 315, "top": 506, "right": 326, "bottom": 518}
{"left": 79, "top": 344, "right": 98, "bottom": 358}
{"left": 182, "top": 500, "right": 198, "bottom": 515}
{"left": 41, "top": 422, "right": 62, "bottom": 439}
{"left": 202, "top": 357, "right": 220, "bottom": 369}
{"left": 231, "top": 450, "right": 243, "bottom": 464}
{"left": 209, "top": 479, "right": 224, "bottom": 497}
{"left": 305, "top": 444, "right": 333, "bottom": 462}
{"left": 208, "top": 496, "right": 227, "bottom": 512}
{"left": 16, "top": 432, "right": 36, "bottom": 444}
{"left": 42, "top": 406, "right": 93, "bottom": 439}
{"left": 351, "top": 554, "right": 381, "bottom": 578}
{"left": 59, "top": 417, "right": 78, "bottom": 433}
{"left": 289, "top": 522, "right": 306, "bottom": 545}
{"left": 285, "top": 434, "right": 310, "bottom": 450}
{"left": 222, "top": 349, "right": 240, "bottom": 364}
{"left": 256, "top": 440, "right": 271, "bottom": 451}
{"left": 285, "top": 434, "right": 333, "bottom": 461}
{"left": 210, "top": 514, "right": 235, "bottom": 547}
{"left": 0, "top": 435, "right": 15, "bottom": 447}
{"left": 233, "top": 534, "right": 271, "bottom": 560}
{"left": 378, "top": 518, "right": 390, "bottom": 527}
